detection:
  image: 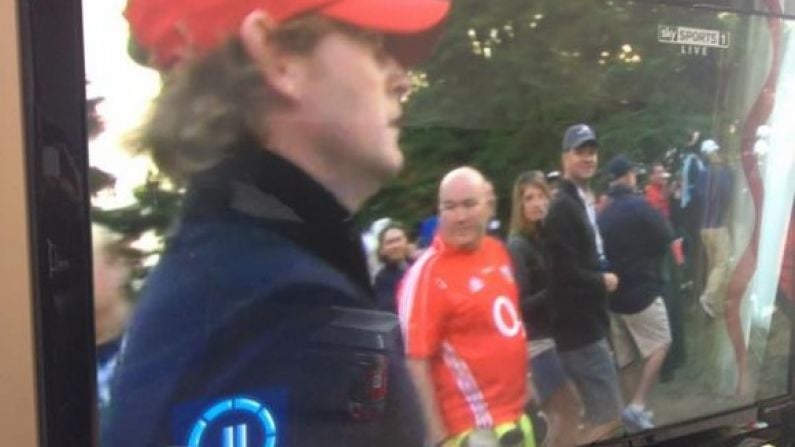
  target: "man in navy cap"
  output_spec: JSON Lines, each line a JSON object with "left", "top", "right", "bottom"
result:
{"left": 542, "top": 124, "right": 623, "bottom": 442}
{"left": 105, "top": 1, "right": 450, "bottom": 446}
{"left": 598, "top": 155, "right": 674, "bottom": 432}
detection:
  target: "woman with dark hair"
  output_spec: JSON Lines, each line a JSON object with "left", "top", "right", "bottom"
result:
{"left": 374, "top": 222, "right": 411, "bottom": 312}
{"left": 508, "top": 171, "right": 579, "bottom": 447}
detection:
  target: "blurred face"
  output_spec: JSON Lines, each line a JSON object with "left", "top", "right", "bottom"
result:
{"left": 626, "top": 170, "right": 638, "bottom": 188}
{"left": 438, "top": 174, "right": 490, "bottom": 251}
{"left": 92, "top": 245, "right": 129, "bottom": 344}
{"left": 651, "top": 165, "right": 667, "bottom": 186}
{"left": 562, "top": 144, "right": 598, "bottom": 183}
{"left": 298, "top": 28, "right": 410, "bottom": 183}
{"left": 521, "top": 185, "right": 549, "bottom": 224}
{"left": 93, "top": 248, "right": 126, "bottom": 313}
{"left": 379, "top": 227, "right": 409, "bottom": 265}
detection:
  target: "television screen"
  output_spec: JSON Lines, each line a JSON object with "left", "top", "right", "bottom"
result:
{"left": 82, "top": 0, "right": 794, "bottom": 445}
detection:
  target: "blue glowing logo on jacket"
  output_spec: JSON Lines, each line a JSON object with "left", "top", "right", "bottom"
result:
{"left": 187, "top": 397, "right": 277, "bottom": 447}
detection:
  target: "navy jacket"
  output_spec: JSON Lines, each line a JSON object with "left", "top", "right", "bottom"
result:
{"left": 598, "top": 184, "right": 674, "bottom": 314}
{"left": 103, "top": 145, "right": 424, "bottom": 447}
{"left": 373, "top": 263, "right": 406, "bottom": 313}
{"left": 702, "top": 163, "right": 734, "bottom": 229}
{"left": 542, "top": 180, "right": 609, "bottom": 351}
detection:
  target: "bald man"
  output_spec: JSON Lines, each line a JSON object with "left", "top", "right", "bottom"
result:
{"left": 397, "top": 167, "right": 534, "bottom": 447}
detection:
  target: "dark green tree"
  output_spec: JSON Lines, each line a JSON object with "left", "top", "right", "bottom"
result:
{"left": 361, "top": 0, "right": 729, "bottom": 233}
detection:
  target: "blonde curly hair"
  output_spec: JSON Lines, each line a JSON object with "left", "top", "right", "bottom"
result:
{"left": 132, "top": 16, "right": 350, "bottom": 182}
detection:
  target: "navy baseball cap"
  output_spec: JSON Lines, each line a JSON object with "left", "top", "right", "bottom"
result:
{"left": 605, "top": 155, "right": 637, "bottom": 180}
{"left": 562, "top": 124, "right": 598, "bottom": 151}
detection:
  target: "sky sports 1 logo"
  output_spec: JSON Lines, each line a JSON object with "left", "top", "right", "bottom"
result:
{"left": 658, "top": 25, "right": 730, "bottom": 49}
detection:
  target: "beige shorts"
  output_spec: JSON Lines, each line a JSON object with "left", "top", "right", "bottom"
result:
{"left": 610, "top": 297, "right": 672, "bottom": 368}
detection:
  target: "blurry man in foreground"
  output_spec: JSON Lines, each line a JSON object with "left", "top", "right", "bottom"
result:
{"left": 398, "top": 167, "right": 533, "bottom": 447}
{"left": 105, "top": 1, "right": 450, "bottom": 446}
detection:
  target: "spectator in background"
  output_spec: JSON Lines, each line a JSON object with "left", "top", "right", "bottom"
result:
{"left": 374, "top": 222, "right": 411, "bottom": 312}
{"left": 508, "top": 170, "right": 579, "bottom": 447}
{"left": 644, "top": 160, "right": 687, "bottom": 381}
{"left": 485, "top": 179, "right": 504, "bottom": 238}
{"left": 680, "top": 131, "right": 706, "bottom": 215}
{"left": 399, "top": 167, "right": 532, "bottom": 447}
{"left": 648, "top": 154, "right": 687, "bottom": 381}
{"left": 364, "top": 217, "right": 394, "bottom": 279}
{"left": 92, "top": 224, "right": 133, "bottom": 411}
{"left": 418, "top": 213, "right": 440, "bottom": 249}
{"left": 598, "top": 156, "right": 674, "bottom": 432}
{"left": 699, "top": 139, "right": 749, "bottom": 395}
{"left": 645, "top": 162, "right": 671, "bottom": 220}
{"left": 546, "top": 171, "right": 562, "bottom": 196}
{"left": 679, "top": 131, "right": 707, "bottom": 295}
{"left": 543, "top": 124, "right": 622, "bottom": 443}
{"left": 698, "top": 139, "right": 734, "bottom": 318}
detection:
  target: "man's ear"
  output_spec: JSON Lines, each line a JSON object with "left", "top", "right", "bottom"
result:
{"left": 239, "top": 10, "right": 304, "bottom": 103}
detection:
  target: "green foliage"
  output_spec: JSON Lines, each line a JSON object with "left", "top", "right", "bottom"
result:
{"left": 360, "top": 0, "right": 730, "bottom": 233}
{"left": 92, "top": 176, "right": 182, "bottom": 238}
{"left": 92, "top": 175, "right": 183, "bottom": 296}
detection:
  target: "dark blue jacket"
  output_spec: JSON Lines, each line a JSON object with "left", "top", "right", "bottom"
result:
{"left": 103, "top": 146, "right": 424, "bottom": 447}
{"left": 598, "top": 184, "right": 674, "bottom": 314}
{"left": 373, "top": 263, "right": 406, "bottom": 313}
{"left": 702, "top": 163, "right": 734, "bottom": 228}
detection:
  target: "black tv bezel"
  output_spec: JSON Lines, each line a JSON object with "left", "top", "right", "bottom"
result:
{"left": 17, "top": 0, "right": 96, "bottom": 446}
{"left": 16, "top": 0, "right": 793, "bottom": 446}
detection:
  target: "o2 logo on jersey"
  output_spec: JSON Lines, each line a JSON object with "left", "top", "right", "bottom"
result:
{"left": 187, "top": 397, "right": 278, "bottom": 447}
{"left": 492, "top": 296, "right": 522, "bottom": 337}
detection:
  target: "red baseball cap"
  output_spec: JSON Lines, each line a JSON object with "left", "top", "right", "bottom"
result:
{"left": 126, "top": 0, "right": 451, "bottom": 69}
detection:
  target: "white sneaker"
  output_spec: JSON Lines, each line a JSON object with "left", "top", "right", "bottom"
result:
{"left": 699, "top": 294, "right": 716, "bottom": 318}
{"left": 622, "top": 405, "right": 654, "bottom": 432}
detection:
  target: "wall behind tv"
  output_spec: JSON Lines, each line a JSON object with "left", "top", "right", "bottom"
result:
{"left": 0, "top": 0, "right": 39, "bottom": 445}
